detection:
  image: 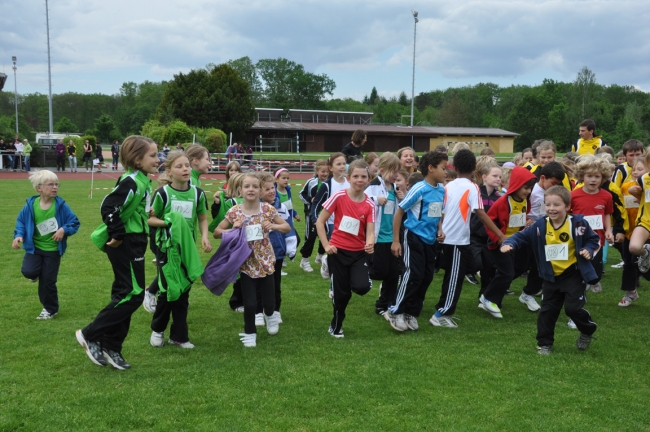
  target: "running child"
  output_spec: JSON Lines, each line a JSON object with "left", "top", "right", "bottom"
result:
{"left": 275, "top": 168, "right": 301, "bottom": 268}
{"left": 185, "top": 144, "right": 212, "bottom": 188}
{"left": 316, "top": 159, "right": 375, "bottom": 338}
{"left": 612, "top": 139, "right": 645, "bottom": 189}
{"left": 299, "top": 160, "right": 329, "bottom": 272}
{"left": 12, "top": 171, "right": 80, "bottom": 319}
{"left": 76, "top": 135, "right": 158, "bottom": 370}
{"left": 214, "top": 172, "right": 290, "bottom": 347}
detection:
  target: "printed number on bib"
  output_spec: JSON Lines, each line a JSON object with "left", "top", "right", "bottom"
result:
{"left": 171, "top": 200, "right": 193, "bottom": 218}
{"left": 624, "top": 195, "right": 639, "bottom": 209}
{"left": 245, "top": 224, "right": 264, "bottom": 241}
{"left": 509, "top": 213, "right": 526, "bottom": 228}
{"left": 545, "top": 244, "right": 568, "bottom": 261}
{"left": 384, "top": 200, "right": 395, "bottom": 215}
{"left": 427, "top": 202, "right": 442, "bottom": 218}
{"left": 583, "top": 215, "right": 603, "bottom": 230}
{"left": 36, "top": 217, "right": 58, "bottom": 236}
{"left": 645, "top": 189, "right": 650, "bottom": 203}
{"left": 340, "top": 216, "right": 360, "bottom": 236}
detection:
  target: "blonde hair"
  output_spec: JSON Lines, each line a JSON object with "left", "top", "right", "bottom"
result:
{"left": 397, "top": 147, "right": 416, "bottom": 172}
{"left": 185, "top": 144, "right": 209, "bottom": 165}
{"left": 545, "top": 185, "right": 571, "bottom": 206}
{"left": 501, "top": 167, "right": 513, "bottom": 187}
{"left": 157, "top": 172, "right": 171, "bottom": 188}
{"left": 512, "top": 152, "right": 523, "bottom": 166}
{"left": 164, "top": 150, "right": 188, "bottom": 171}
{"left": 226, "top": 173, "right": 245, "bottom": 198}
{"left": 29, "top": 170, "right": 58, "bottom": 190}
{"left": 633, "top": 156, "right": 647, "bottom": 173}
{"left": 314, "top": 159, "right": 328, "bottom": 172}
{"left": 120, "top": 135, "right": 155, "bottom": 170}
{"left": 451, "top": 142, "right": 470, "bottom": 155}
{"left": 537, "top": 140, "right": 557, "bottom": 154}
{"left": 257, "top": 172, "right": 275, "bottom": 185}
{"left": 575, "top": 154, "right": 610, "bottom": 183}
{"left": 241, "top": 172, "right": 262, "bottom": 189}
{"left": 480, "top": 147, "right": 495, "bottom": 157}
{"left": 364, "top": 152, "right": 379, "bottom": 166}
{"left": 474, "top": 156, "right": 500, "bottom": 185}
{"left": 377, "top": 152, "right": 401, "bottom": 179}
{"left": 348, "top": 159, "right": 369, "bottom": 176}
{"left": 225, "top": 161, "right": 242, "bottom": 181}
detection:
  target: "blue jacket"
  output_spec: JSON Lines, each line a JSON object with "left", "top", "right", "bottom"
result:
{"left": 504, "top": 214, "right": 600, "bottom": 284}
{"left": 269, "top": 196, "right": 297, "bottom": 258}
{"left": 14, "top": 196, "right": 80, "bottom": 255}
{"left": 275, "top": 184, "right": 298, "bottom": 219}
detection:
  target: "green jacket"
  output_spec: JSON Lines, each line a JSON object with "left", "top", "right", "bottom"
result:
{"left": 23, "top": 143, "right": 32, "bottom": 156}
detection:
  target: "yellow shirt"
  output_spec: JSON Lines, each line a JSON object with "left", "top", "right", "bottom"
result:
{"left": 505, "top": 196, "right": 527, "bottom": 236}
{"left": 636, "top": 173, "right": 650, "bottom": 227}
{"left": 572, "top": 137, "right": 604, "bottom": 155}
{"left": 545, "top": 216, "right": 577, "bottom": 276}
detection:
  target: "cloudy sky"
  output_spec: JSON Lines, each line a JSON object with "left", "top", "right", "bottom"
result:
{"left": 2, "top": 0, "right": 649, "bottom": 101}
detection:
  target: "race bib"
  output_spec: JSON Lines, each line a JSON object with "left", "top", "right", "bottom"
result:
{"left": 428, "top": 202, "right": 442, "bottom": 218}
{"left": 544, "top": 244, "right": 568, "bottom": 261}
{"left": 645, "top": 189, "right": 650, "bottom": 203}
{"left": 36, "top": 217, "right": 58, "bottom": 236}
{"left": 384, "top": 200, "right": 395, "bottom": 215}
{"left": 145, "top": 194, "right": 151, "bottom": 213}
{"left": 508, "top": 213, "right": 526, "bottom": 228}
{"left": 624, "top": 195, "right": 639, "bottom": 209}
{"left": 171, "top": 200, "right": 193, "bottom": 218}
{"left": 583, "top": 215, "right": 603, "bottom": 230}
{"left": 245, "top": 224, "right": 264, "bottom": 241}
{"left": 339, "top": 216, "right": 360, "bottom": 236}
{"left": 283, "top": 200, "right": 293, "bottom": 211}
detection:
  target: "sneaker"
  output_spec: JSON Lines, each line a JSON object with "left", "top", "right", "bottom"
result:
{"left": 404, "top": 314, "right": 419, "bottom": 331}
{"left": 265, "top": 311, "right": 281, "bottom": 335}
{"left": 281, "top": 271, "right": 288, "bottom": 276}
{"left": 328, "top": 287, "right": 333, "bottom": 299}
{"left": 239, "top": 333, "right": 257, "bottom": 347}
{"left": 429, "top": 314, "right": 459, "bottom": 328}
{"left": 320, "top": 256, "right": 330, "bottom": 279}
{"left": 637, "top": 245, "right": 650, "bottom": 273}
{"left": 143, "top": 289, "right": 157, "bottom": 314}
{"left": 315, "top": 254, "right": 324, "bottom": 264}
{"left": 234, "top": 306, "right": 245, "bottom": 313}
{"left": 519, "top": 293, "right": 541, "bottom": 312}
{"left": 255, "top": 313, "right": 265, "bottom": 327}
{"left": 276, "top": 312, "right": 283, "bottom": 324}
{"left": 576, "top": 333, "right": 596, "bottom": 351}
{"left": 30, "top": 277, "right": 39, "bottom": 283}
{"left": 465, "top": 274, "right": 479, "bottom": 285}
{"left": 150, "top": 331, "right": 164, "bottom": 347}
{"left": 168, "top": 339, "right": 195, "bottom": 349}
{"left": 537, "top": 345, "right": 552, "bottom": 355}
{"left": 375, "top": 308, "right": 386, "bottom": 316}
{"left": 478, "top": 302, "right": 503, "bottom": 318}
{"left": 567, "top": 319, "right": 577, "bottom": 329}
{"left": 328, "top": 326, "right": 344, "bottom": 338}
{"left": 480, "top": 295, "right": 501, "bottom": 313}
{"left": 282, "top": 260, "right": 287, "bottom": 268}
{"left": 590, "top": 282, "right": 602, "bottom": 294}
{"left": 618, "top": 290, "right": 639, "bottom": 307}
{"left": 75, "top": 330, "right": 107, "bottom": 366}
{"left": 384, "top": 310, "right": 408, "bottom": 332}
{"left": 611, "top": 260, "right": 625, "bottom": 269}
{"left": 36, "top": 308, "right": 57, "bottom": 320}
{"left": 505, "top": 289, "right": 515, "bottom": 296}
{"left": 102, "top": 349, "right": 131, "bottom": 370}
{"left": 300, "top": 258, "right": 314, "bottom": 272}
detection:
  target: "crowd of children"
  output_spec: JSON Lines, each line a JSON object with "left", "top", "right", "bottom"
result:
{"left": 13, "top": 126, "right": 650, "bottom": 370}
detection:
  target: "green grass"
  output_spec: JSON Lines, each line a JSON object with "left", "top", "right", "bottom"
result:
{"left": 2, "top": 179, "right": 650, "bottom": 431}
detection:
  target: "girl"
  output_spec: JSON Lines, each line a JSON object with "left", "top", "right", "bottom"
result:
{"left": 83, "top": 140, "right": 93, "bottom": 172}
{"left": 316, "top": 159, "right": 375, "bottom": 338}
{"left": 364, "top": 152, "right": 401, "bottom": 315}
{"left": 299, "top": 160, "right": 329, "bottom": 272}
{"left": 311, "top": 153, "right": 350, "bottom": 280}
{"left": 223, "top": 161, "right": 242, "bottom": 190}
{"left": 521, "top": 148, "right": 534, "bottom": 166}
{"left": 148, "top": 151, "right": 211, "bottom": 349}
{"left": 364, "top": 152, "right": 379, "bottom": 181}
{"left": 275, "top": 168, "right": 300, "bottom": 271}
{"left": 394, "top": 169, "right": 409, "bottom": 199}
{"left": 76, "top": 135, "right": 158, "bottom": 370}
{"left": 397, "top": 147, "right": 416, "bottom": 173}
{"left": 214, "top": 173, "right": 290, "bottom": 347}
{"left": 95, "top": 142, "right": 104, "bottom": 172}
{"left": 185, "top": 144, "right": 212, "bottom": 188}
{"left": 67, "top": 140, "right": 77, "bottom": 173}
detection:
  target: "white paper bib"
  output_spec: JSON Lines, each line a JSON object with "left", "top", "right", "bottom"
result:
{"left": 624, "top": 195, "right": 639, "bottom": 209}
{"left": 427, "top": 202, "right": 442, "bottom": 218}
{"left": 544, "top": 244, "right": 568, "bottom": 261}
{"left": 384, "top": 200, "right": 395, "bottom": 215}
{"left": 36, "top": 217, "right": 58, "bottom": 236}
{"left": 583, "top": 215, "right": 603, "bottom": 230}
{"left": 508, "top": 213, "right": 526, "bottom": 228}
{"left": 340, "top": 216, "right": 360, "bottom": 236}
{"left": 171, "top": 200, "right": 193, "bottom": 219}
{"left": 245, "top": 224, "right": 264, "bottom": 241}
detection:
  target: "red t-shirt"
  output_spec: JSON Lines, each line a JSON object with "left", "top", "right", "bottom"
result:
{"left": 571, "top": 188, "right": 613, "bottom": 247}
{"left": 323, "top": 190, "right": 376, "bottom": 251}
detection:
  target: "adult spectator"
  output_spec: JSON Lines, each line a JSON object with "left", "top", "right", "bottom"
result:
{"left": 236, "top": 143, "right": 245, "bottom": 163}
{"left": 226, "top": 142, "right": 238, "bottom": 161}
{"left": 14, "top": 137, "right": 24, "bottom": 171}
{"left": 82, "top": 140, "right": 93, "bottom": 172}
{"left": 111, "top": 140, "right": 120, "bottom": 171}
{"left": 162, "top": 143, "right": 171, "bottom": 156}
{"left": 67, "top": 140, "right": 78, "bottom": 173}
{"left": 95, "top": 142, "right": 104, "bottom": 172}
{"left": 55, "top": 140, "right": 66, "bottom": 171}
{"left": 23, "top": 139, "right": 32, "bottom": 172}
{"left": 0, "top": 138, "right": 11, "bottom": 170}
{"left": 341, "top": 129, "right": 366, "bottom": 164}
{"left": 572, "top": 119, "right": 605, "bottom": 155}
{"left": 176, "top": 142, "right": 184, "bottom": 151}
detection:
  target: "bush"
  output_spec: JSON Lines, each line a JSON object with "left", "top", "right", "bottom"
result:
{"left": 63, "top": 136, "right": 84, "bottom": 155}
{"left": 204, "top": 128, "right": 227, "bottom": 153}
{"left": 81, "top": 135, "right": 97, "bottom": 150}
{"left": 162, "top": 120, "right": 192, "bottom": 145}
{"left": 140, "top": 120, "right": 167, "bottom": 144}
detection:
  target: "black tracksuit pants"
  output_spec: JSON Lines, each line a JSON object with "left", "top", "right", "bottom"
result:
{"left": 328, "top": 249, "right": 372, "bottom": 334}
{"left": 21, "top": 248, "right": 61, "bottom": 315}
{"left": 435, "top": 244, "right": 470, "bottom": 316}
{"left": 370, "top": 242, "right": 403, "bottom": 313}
{"left": 150, "top": 250, "right": 191, "bottom": 343}
{"left": 481, "top": 248, "right": 529, "bottom": 308}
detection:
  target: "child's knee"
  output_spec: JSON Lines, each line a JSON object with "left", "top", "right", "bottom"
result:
{"left": 351, "top": 280, "right": 372, "bottom": 296}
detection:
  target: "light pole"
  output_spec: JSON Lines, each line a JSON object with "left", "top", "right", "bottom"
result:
{"left": 12, "top": 56, "right": 18, "bottom": 135}
{"left": 45, "top": 0, "right": 54, "bottom": 134}
{"left": 410, "top": 10, "right": 418, "bottom": 147}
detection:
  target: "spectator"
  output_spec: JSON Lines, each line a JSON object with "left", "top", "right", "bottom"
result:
{"left": 341, "top": 129, "right": 366, "bottom": 164}
{"left": 23, "top": 139, "right": 32, "bottom": 172}
{"left": 162, "top": 143, "right": 171, "bottom": 156}
{"left": 176, "top": 142, "right": 184, "bottom": 151}
{"left": 55, "top": 140, "right": 66, "bottom": 171}
{"left": 111, "top": 140, "right": 120, "bottom": 171}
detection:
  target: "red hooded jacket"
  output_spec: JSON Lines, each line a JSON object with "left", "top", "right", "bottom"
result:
{"left": 486, "top": 166, "right": 537, "bottom": 250}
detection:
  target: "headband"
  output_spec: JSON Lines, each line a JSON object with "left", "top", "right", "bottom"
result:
{"left": 274, "top": 168, "right": 288, "bottom": 178}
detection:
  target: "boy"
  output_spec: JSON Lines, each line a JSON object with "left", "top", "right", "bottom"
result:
{"left": 479, "top": 167, "right": 537, "bottom": 318}
{"left": 429, "top": 150, "right": 507, "bottom": 328}
{"left": 386, "top": 151, "right": 447, "bottom": 331}
{"left": 298, "top": 160, "right": 329, "bottom": 272}
{"left": 12, "top": 171, "right": 80, "bottom": 319}
{"left": 501, "top": 186, "right": 599, "bottom": 354}
{"left": 612, "top": 139, "right": 645, "bottom": 188}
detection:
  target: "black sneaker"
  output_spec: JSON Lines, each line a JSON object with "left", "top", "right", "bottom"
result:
{"left": 465, "top": 274, "right": 478, "bottom": 285}
{"left": 102, "top": 349, "right": 131, "bottom": 370}
{"left": 75, "top": 330, "right": 107, "bottom": 366}
{"left": 576, "top": 333, "right": 596, "bottom": 351}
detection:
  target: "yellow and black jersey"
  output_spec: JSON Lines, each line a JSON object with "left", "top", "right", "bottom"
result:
{"left": 545, "top": 216, "right": 577, "bottom": 276}
{"left": 571, "top": 137, "right": 604, "bottom": 155}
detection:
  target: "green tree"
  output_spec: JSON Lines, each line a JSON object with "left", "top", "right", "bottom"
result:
{"left": 94, "top": 114, "right": 116, "bottom": 143}
{"left": 226, "top": 57, "right": 263, "bottom": 105}
{"left": 162, "top": 120, "right": 192, "bottom": 145}
{"left": 54, "top": 116, "right": 78, "bottom": 133}
{"left": 140, "top": 119, "right": 167, "bottom": 144}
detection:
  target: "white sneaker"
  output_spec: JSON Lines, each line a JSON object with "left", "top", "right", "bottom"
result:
{"left": 277, "top": 312, "right": 283, "bottom": 323}
{"left": 619, "top": 290, "right": 639, "bottom": 307}
{"left": 315, "top": 254, "right": 324, "bottom": 264}
{"left": 143, "top": 289, "right": 157, "bottom": 314}
{"left": 168, "top": 339, "right": 195, "bottom": 349}
{"left": 384, "top": 310, "right": 408, "bottom": 331}
{"left": 611, "top": 260, "right": 625, "bottom": 269}
{"left": 265, "top": 311, "right": 281, "bottom": 335}
{"left": 637, "top": 245, "right": 650, "bottom": 273}
{"left": 36, "top": 308, "right": 56, "bottom": 320}
{"left": 567, "top": 319, "right": 577, "bottom": 329}
{"left": 281, "top": 271, "right": 288, "bottom": 276}
{"left": 150, "top": 331, "right": 164, "bottom": 347}
{"left": 300, "top": 258, "right": 314, "bottom": 272}
{"left": 429, "top": 314, "right": 459, "bottom": 328}
{"left": 590, "top": 282, "right": 602, "bottom": 293}
{"left": 519, "top": 293, "right": 541, "bottom": 312}
{"left": 239, "top": 333, "right": 257, "bottom": 347}
{"left": 480, "top": 294, "right": 501, "bottom": 313}
{"left": 320, "top": 256, "right": 330, "bottom": 279}
{"left": 282, "top": 260, "right": 287, "bottom": 268}
{"left": 255, "top": 313, "right": 265, "bottom": 326}
{"left": 478, "top": 302, "right": 503, "bottom": 318}
{"left": 234, "top": 306, "right": 244, "bottom": 313}
{"left": 404, "top": 314, "right": 419, "bottom": 331}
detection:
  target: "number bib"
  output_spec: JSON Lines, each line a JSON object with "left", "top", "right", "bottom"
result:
{"left": 508, "top": 213, "right": 526, "bottom": 228}
{"left": 583, "top": 215, "right": 603, "bottom": 230}
{"left": 544, "top": 244, "right": 568, "bottom": 261}
{"left": 36, "top": 217, "right": 58, "bottom": 236}
{"left": 339, "top": 216, "right": 360, "bottom": 236}
{"left": 384, "top": 200, "right": 395, "bottom": 215}
{"left": 428, "top": 202, "right": 442, "bottom": 218}
{"left": 171, "top": 200, "right": 193, "bottom": 218}
{"left": 245, "top": 224, "right": 264, "bottom": 241}
{"left": 624, "top": 195, "right": 639, "bottom": 209}
{"left": 145, "top": 193, "right": 151, "bottom": 213}
{"left": 645, "top": 189, "right": 650, "bottom": 203}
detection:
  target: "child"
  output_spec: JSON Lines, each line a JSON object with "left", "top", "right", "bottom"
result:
{"left": 394, "top": 169, "right": 409, "bottom": 194}
{"left": 316, "top": 160, "right": 375, "bottom": 338}
{"left": 299, "top": 160, "right": 329, "bottom": 272}
{"left": 12, "top": 171, "right": 80, "bottom": 319}
{"left": 76, "top": 135, "right": 158, "bottom": 370}
{"left": 478, "top": 167, "right": 536, "bottom": 318}
{"left": 148, "top": 151, "right": 212, "bottom": 349}
{"left": 95, "top": 143, "right": 104, "bottom": 172}
{"left": 624, "top": 152, "right": 650, "bottom": 279}
{"left": 616, "top": 151, "right": 626, "bottom": 166}
{"left": 275, "top": 168, "right": 301, "bottom": 270}
{"left": 501, "top": 186, "right": 599, "bottom": 354}
{"left": 311, "top": 153, "right": 350, "bottom": 279}
{"left": 430, "top": 150, "right": 507, "bottom": 328}
{"left": 443, "top": 168, "right": 456, "bottom": 185}
{"left": 397, "top": 147, "right": 417, "bottom": 173}
{"left": 364, "top": 152, "right": 379, "bottom": 180}
{"left": 185, "top": 144, "right": 212, "bottom": 188}
{"left": 364, "top": 152, "right": 402, "bottom": 315}
{"left": 385, "top": 151, "right": 446, "bottom": 331}
{"left": 501, "top": 166, "right": 512, "bottom": 192}
{"left": 214, "top": 173, "right": 290, "bottom": 347}
{"left": 612, "top": 139, "right": 645, "bottom": 189}
{"left": 521, "top": 147, "right": 534, "bottom": 166}
{"left": 480, "top": 147, "right": 495, "bottom": 157}
{"left": 224, "top": 161, "right": 242, "bottom": 190}
{"left": 408, "top": 172, "right": 424, "bottom": 188}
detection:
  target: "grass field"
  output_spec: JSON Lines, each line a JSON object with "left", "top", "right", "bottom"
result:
{"left": 1, "top": 178, "right": 650, "bottom": 431}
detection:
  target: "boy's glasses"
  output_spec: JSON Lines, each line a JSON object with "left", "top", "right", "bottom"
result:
{"left": 43, "top": 183, "right": 59, "bottom": 188}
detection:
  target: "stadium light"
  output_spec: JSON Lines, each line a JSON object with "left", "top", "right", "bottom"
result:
{"left": 12, "top": 56, "right": 18, "bottom": 135}
{"left": 410, "top": 10, "right": 419, "bottom": 147}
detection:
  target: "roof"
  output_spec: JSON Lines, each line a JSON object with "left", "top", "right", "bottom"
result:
{"left": 250, "top": 121, "right": 439, "bottom": 135}
{"left": 424, "top": 127, "right": 519, "bottom": 137}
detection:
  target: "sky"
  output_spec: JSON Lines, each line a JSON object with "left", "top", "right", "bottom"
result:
{"left": 2, "top": 0, "right": 650, "bottom": 102}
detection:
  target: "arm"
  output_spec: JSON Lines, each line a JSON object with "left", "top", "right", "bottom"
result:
{"left": 580, "top": 221, "right": 601, "bottom": 259}
{"left": 391, "top": 207, "right": 405, "bottom": 257}
{"left": 316, "top": 209, "right": 336, "bottom": 255}
{"left": 500, "top": 224, "right": 534, "bottom": 253}
{"left": 214, "top": 218, "right": 238, "bottom": 239}
{"left": 12, "top": 205, "right": 29, "bottom": 249}
{"left": 298, "top": 179, "right": 313, "bottom": 205}
{"left": 476, "top": 209, "right": 507, "bottom": 245}
{"left": 263, "top": 214, "right": 290, "bottom": 234}
{"left": 365, "top": 222, "right": 375, "bottom": 254}
{"left": 604, "top": 213, "right": 614, "bottom": 243}
{"left": 198, "top": 213, "right": 212, "bottom": 252}
{"left": 57, "top": 203, "right": 80, "bottom": 240}
{"left": 101, "top": 177, "right": 137, "bottom": 242}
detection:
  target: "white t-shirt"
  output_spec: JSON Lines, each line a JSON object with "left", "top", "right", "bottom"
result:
{"left": 441, "top": 178, "right": 482, "bottom": 246}
{"left": 327, "top": 177, "right": 350, "bottom": 225}
{"left": 528, "top": 183, "right": 546, "bottom": 221}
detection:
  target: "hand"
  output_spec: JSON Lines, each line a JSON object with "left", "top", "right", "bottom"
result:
{"left": 377, "top": 196, "right": 387, "bottom": 206}
{"left": 106, "top": 238, "right": 122, "bottom": 248}
{"left": 213, "top": 191, "right": 220, "bottom": 203}
{"left": 262, "top": 221, "right": 273, "bottom": 232}
{"left": 605, "top": 229, "right": 614, "bottom": 243}
{"left": 325, "top": 245, "right": 338, "bottom": 255}
{"left": 365, "top": 242, "right": 374, "bottom": 254}
{"left": 294, "top": 214, "right": 301, "bottom": 222}
{"left": 396, "top": 190, "right": 405, "bottom": 200}
{"left": 525, "top": 218, "right": 534, "bottom": 228}
{"left": 500, "top": 245, "right": 512, "bottom": 253}
{"left": 12, "top": 237, "right": 23, "bottom": 250}
{"left": 202, "top": 237, "right": 212, "bottom": 253}
{"left": 579, "top": 249, "right": 591, "bottom": 260}
{"left": 232, "top": 221, "right": 242, "bottom": 229}
{"left": 52, "top": 228, "right": 65, "bottom": 242}
{"left": 437, "top": 230, "right": 445, "bottom": 243}
{"left": 629, "top": 185, "right": 641, "bottom": 195}
{"left": 391, "top": 241, "right": 402, "bottom": 257}
{"left": 615, "top": 233, "right": 625, "bottom": 243}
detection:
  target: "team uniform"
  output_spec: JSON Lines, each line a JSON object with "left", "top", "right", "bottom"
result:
{"left": 571, "top": 137, "right": 605, "bottom": 155}
{"left": 299, "top": 177, "right": 325, "bottom": 260}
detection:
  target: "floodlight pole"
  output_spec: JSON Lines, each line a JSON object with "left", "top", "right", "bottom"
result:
{"left": 45, "top": 0, "right": 54, "bottom": 134}
{"left": 410, "top": 10, "right": 418, "bottom": 148}
{"left": 12, "top": 56, "right": 18, "bottom": 134}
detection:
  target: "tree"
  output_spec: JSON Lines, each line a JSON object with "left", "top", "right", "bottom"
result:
{"left": 94, "top": 114, "right": 116, "bottom": 142}
{"left": 574, "top": 66, "right": 597, "bottom": 119}
{"left": 54, "top": 116, "right": 78, "bottom": 133}
{"left": 226, "top": 57, "right": 263, "bottom": 105}
{"left": 398, "top": 91, "right": 409, "bottom": 106}
{"left": 369, "top": 87, "right": 379, "bottom": 105}
{"left": 439, "top": 95, "right": 469, "bottom": 127}
{"left": 162, "top": 120, "right": 192, "bottom": 144}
